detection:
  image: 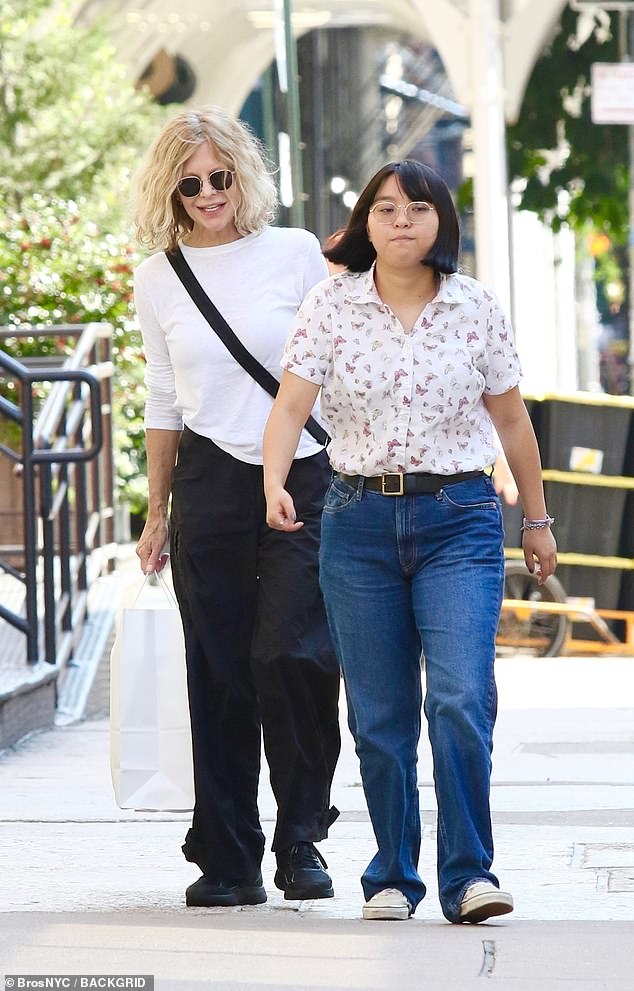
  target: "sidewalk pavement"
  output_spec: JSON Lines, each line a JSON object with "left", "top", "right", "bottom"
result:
{"left": 1, "top": 641, "right": 633, "bottom": 989}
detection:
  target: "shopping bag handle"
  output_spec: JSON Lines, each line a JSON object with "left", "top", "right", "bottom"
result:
{"left": 154, "top": 568, "right": 178, "bottom": 609}
{"left": 134, "top": 569, "right": 179, "bottom": 610}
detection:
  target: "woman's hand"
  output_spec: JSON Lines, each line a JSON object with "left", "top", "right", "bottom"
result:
{"left": 137, "top": 428, "right": 181, "bottom": 573}
{"left": 136, "top": 512, "right": 170, "bottom": 573}
{"left": 263, "top": 370, "right": 321, "bottom": 533}
{"left": 265, "top": 486, "right": 304, "bottom": 532}
{"left": 522, "top": 527, "right": 557, "bottom": 585}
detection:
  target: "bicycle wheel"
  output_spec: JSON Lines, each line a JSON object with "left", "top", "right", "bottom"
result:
{"left": 497, "top": 560, "right": 569, "bottom": 658}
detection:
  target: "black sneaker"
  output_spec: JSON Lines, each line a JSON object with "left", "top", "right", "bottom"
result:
{"left": 185, "top": 871, "right": 267, "bottom": 907}
{"left": 274, "top": 842, "right": 334, "bottom": 900}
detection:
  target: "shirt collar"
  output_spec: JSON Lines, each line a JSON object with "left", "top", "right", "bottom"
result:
{"left": 336, "top": 266, "right": 381, "bottom": 305}
{"left": 337, "top": 266, "right": 462, "bottom": 306}
{"left": 436, "top": 273, "right": 464, "bottom": 304}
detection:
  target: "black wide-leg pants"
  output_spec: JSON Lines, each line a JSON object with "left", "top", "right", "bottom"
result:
{"left": 170, "top": 428, "right": 341, "bottom": 882}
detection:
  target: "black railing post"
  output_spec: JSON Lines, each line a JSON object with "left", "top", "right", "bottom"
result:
{"left": 1, "top": 324, "right": 113, "bottom": 669}
{"left": 20, "top": 384, "right": 40, "bottom": 665}
{"left": 58, "top": 456, "right": 72, "bottom": 637}
{"left": 75, "top": 443, "right": 88, "bottom": 594}
{"left": 39, "top": 457, "right": 57, "bottom": 666}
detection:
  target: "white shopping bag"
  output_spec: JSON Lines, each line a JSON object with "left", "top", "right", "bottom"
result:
{"left": 110, "top": 570, "right": 195, "bottom": 811}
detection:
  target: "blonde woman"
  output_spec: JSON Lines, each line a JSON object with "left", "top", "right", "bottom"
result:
{"left": 133, "top": 106, "right": 340, "bottom": 908}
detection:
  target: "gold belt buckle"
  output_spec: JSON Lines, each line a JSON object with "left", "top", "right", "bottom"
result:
{"left": 381, "top": 473, "right": 404, "bottom": 496}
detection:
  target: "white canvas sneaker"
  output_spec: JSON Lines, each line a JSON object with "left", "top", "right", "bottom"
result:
{"left": 362, "top": 888, "right": 412, "bottom": 921}
{"left": 459, "top": 880, "right": 514, "bottom": 924}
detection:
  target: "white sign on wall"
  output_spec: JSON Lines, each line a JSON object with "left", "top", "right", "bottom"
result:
{"left": 591, "top": 63, "right": 634, "bottom": 124}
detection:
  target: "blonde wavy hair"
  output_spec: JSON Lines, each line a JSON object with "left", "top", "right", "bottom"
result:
{"left": 132, "top": 105, "right": 279, "bottom": 251}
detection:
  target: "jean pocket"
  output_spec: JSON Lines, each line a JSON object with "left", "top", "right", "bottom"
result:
{"left": 323, "top": 477, "right": 357, "bottom": 514}
{"left": 438, "top": 476, "right": 499, "bottom": 512}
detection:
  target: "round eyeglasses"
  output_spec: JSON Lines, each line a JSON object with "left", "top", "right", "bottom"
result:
{"left": 369, "top": 200, "right": 435, "bottom": 224}
{"left": 176, "top": 169, "right": 234, "bottom": 198}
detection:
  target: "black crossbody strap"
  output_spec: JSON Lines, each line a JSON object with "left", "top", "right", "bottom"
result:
{"left": 165, "top": 245, "right": 329, "bottom": 447}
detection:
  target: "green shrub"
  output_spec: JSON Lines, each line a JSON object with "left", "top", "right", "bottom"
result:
{"left": 0, "top": 0, "right": 168, "bottom": 516}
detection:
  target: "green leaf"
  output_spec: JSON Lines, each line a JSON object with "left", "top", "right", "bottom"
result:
{"left": 0, "top": 0, "right": 171, "bottom": 512}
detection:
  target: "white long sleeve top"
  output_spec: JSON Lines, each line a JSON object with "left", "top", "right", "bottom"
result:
{"left": 134, "top": 226, "right": 329, "bottom": 464}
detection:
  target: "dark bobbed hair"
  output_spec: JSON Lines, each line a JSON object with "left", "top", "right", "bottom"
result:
{"left": 324, "top": 160, "right": 460, "bottom": 274}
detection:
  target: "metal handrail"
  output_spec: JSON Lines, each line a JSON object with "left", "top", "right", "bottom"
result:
{"left": 0, "top": 324, "right": 114, "bottom": 665}
{"left": 0, "top": 350, "right": 103, "bottom": 462}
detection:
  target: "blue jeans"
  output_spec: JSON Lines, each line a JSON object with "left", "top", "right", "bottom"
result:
{"left": 319, "top": 473, "right": 505, "bottom": 922}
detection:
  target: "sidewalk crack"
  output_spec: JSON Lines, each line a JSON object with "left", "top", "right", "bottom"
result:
{"left": 479, "top": 939, "right": 496, "bottom": 978}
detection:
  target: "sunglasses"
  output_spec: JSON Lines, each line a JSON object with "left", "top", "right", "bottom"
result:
{"left": 176, "top": 169, "right": 234, "bottom": 198}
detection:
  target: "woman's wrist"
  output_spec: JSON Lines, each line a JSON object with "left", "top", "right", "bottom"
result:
{"left": 145, "top": 506, "right": 168, "bottom": 525}
{"left": 521, "top": 515, "right": 555, "bottom": 532}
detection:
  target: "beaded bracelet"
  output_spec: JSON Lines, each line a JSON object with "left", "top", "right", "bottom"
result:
{"left": 521, "top": 515, "right": 555, "bottom": 532}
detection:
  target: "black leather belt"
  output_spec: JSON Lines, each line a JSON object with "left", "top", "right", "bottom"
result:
{"left": 336, "top": 469, "right": 485, "bottom": 496}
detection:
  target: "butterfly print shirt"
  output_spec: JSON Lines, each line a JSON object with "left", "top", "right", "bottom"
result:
{"left": 282, "top": 266, "right": 521, "bottom": 475}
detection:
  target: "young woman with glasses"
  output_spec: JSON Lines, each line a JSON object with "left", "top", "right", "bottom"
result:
{"left": 132, "top": 105, "right": 341, "bottom": 908}
{"left": 263, "top": 160, "right": 556, "bottom": 923}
